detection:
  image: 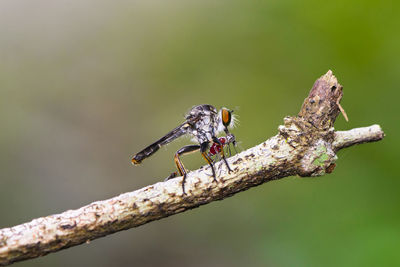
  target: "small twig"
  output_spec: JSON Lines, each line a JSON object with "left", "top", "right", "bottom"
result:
{"left": 336, "top": 99, "right": 349, "bottom": 122}
{"left": 333, "top": 124, "right": 384, "bottom": 150}
{"left": 0, "top": 70, "right": 384, "bottom": 266}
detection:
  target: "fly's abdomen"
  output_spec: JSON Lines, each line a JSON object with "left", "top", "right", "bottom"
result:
{"left": 131, "top": 122, "right": 189, "bottom": 165}
{"left": 132, "top": 143, "right": 161, "bottom": 164}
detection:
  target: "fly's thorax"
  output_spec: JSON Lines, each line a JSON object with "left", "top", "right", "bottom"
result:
{"left": 189, "top": 125, "right": 215, "bottom": 144}
{"left": 186, "top": 104, "right": 219, "bottom": 143}
{"left": 186, "top": 104, "right": 218, "bottom": 120}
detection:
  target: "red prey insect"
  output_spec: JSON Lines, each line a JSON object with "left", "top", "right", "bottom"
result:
{"left": 208, "top": 134, "right": 236, "bottom": 158}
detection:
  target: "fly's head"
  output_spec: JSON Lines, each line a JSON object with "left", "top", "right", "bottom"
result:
{"left": 217, "top": 107, "right": 238, "bottom": 151}
{"left": 217, "top": 107, "right": 238, "bottom": 134}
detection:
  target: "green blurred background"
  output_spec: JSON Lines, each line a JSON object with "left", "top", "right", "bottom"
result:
{"left": 0, "top": 0, "right": 398, "bottom": 266}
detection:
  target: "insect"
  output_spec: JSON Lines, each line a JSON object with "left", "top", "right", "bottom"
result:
{"left": 208, "top": 135, "right": 236, "bottom": 158}
{"left": 131, "top": 104, "right": 238, "bottom": 194}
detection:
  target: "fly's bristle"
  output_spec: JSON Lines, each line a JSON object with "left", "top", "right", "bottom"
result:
{"left": 230, "top": 114, "right": 240, "bottom": 128}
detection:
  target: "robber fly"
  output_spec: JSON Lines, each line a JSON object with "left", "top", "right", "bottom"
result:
{"left": 131, "top": 104, "right": 237, "bottom": 194}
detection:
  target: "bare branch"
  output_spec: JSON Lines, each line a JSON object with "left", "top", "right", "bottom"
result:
{"left": 0, "top": 70, "right": 385, "bottom": 266}
{"left": 333, "top": 125, "right": 385, "bottom": 150}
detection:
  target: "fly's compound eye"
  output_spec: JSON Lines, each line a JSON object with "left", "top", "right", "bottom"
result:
{"left": 221, "top": 108, "right": 232, "bottom": 127}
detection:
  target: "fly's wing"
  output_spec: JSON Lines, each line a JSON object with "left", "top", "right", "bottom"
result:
{"left": 131, "top": 122, "right": 190, "bottom": 164}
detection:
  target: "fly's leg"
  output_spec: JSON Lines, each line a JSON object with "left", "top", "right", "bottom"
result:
{"left": 165, "top": 171, "right": 178, "bottom": 181}
{"left": 200, "top": 142, "right": 217, "bottom": 182}
{"left": 227, "top": 133, "right": 238, "bottom": 156}
{"left": 232, "top": 143, "right": 238, "bottom": 154}
{"left": 172, "top": 145, "right": 200, "bottom": 195}
{"left": 212, "top": 136, "right": 232, "bottom": 173}
{"left": 224, "top": 131, "right": 238, "bottom": 156}
{"left": 226, "top": 142, "right": 232, "bottom": 157}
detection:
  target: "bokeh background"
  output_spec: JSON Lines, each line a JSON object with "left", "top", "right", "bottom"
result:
{"left": 0, "top": 1, "right": 398, "bottom": 266}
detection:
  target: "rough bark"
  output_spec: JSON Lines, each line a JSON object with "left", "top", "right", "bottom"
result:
{"left": 0, "top": 70, "right": 385, "bottom": 266}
